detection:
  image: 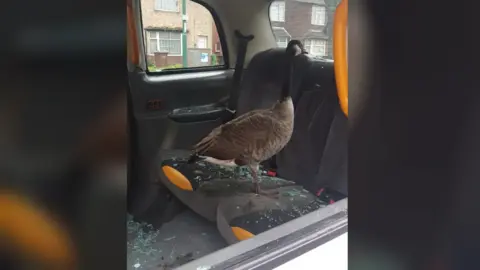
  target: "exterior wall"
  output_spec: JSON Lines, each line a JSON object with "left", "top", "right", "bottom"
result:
{"left": 211, "top": 23, "right": 224, "bottom": 64}
{"left": 186, "top": 2, "right": 213, "bottom": 49}
{"left": 271, "top": 0, "right": 333, "bottom": 57}
{"left": 325, "top": 0, "right": 341, "bottom": 59}
{"left": 141, "top": 0, "right": 182, "bottom": 29}
{"left": 211, "top": 23, "right": 222, "bottom": 56}
{"left": 285, "top": 1, "right": 325, "bottom": 40}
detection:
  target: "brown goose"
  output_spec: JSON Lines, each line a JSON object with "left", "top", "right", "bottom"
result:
{"left": 188, "top": 40, "right": 303, "bottom": 197}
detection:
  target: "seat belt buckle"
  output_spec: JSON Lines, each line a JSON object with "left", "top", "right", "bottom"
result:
{"left": 225, "top": 108, "right": 236, "bottom": 114}
{"left": 316, "top": 187, "right": 346, "bottom": 204}
{"left": 266, "top": 170, "right": 277, "bottom": 177}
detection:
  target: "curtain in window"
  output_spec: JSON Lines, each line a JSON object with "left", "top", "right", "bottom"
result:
{"left": 148, "top": 31, "right": 181, "bottom": 55}
{"left": 270, "top": 1, "right": 285, "bottom": 22}
{"left": 154, "top": 0, "right": 178, "bottom": 11}
{"left": 311, "top": 5, "right": 326, "bottom": 25}
{"left": 305, "top": 39, "right": 326, "bottom": 56}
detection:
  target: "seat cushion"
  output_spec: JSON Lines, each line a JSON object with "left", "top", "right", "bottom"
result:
{"left": 157, "top": 149, "right": 232, "bottom": 221}
{"left": 158, "top": 149, "right": 292, "bottom": 221}
{"left": 216, "top": 184, "right": 327, "bottom": 245}
{"left": 158, "top": 151, "right": 327, "bottom": 244}
{"left": 158, "top": 149, "right": 325, "bottom": 225}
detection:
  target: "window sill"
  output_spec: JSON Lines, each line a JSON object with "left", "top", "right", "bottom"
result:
{"left": 147, "top": 53, "right": 183, "bottom": 57}
{"left": 310, "top": 54, "right": 328, "bottom": 58}
{"left": 153, "top": 9, "right": 180, "bottom": 13}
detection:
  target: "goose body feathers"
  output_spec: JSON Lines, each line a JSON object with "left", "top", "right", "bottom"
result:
{"left": 188, "top": 40, "right": 302, "bottom": 195}
{"left": 193, "top": 97, "right": 294, "bottom": 166}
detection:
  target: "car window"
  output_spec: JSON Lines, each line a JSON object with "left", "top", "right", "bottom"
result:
{"left": 269, "top": 0, "right": 341, "bottom": 59}
{"left": 140, "top": 0, "right": 226, "bottom": 72}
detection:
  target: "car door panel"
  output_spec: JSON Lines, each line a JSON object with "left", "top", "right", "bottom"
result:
{"left": 127, "top": 69, "right": 233, "bottom": 212}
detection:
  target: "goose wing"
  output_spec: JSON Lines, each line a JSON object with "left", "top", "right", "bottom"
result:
{"left": 193, "top": 109, "right": 276, "bottom": 161}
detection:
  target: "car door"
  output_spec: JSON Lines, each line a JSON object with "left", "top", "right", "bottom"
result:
{"left": 127, "top": 0, "right": 233, "bottom": 218}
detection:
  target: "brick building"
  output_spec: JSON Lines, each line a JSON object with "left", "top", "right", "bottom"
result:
{"left": 270, "top": 0, "right": 339, "bottom": 59}
{"left": 140, "top": 0, "right": 217, "bottom": 67}
{"left": 211, "top": 24, "right": 224, "bottom": 65}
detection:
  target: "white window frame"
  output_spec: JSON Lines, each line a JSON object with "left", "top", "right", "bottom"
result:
{"left": 276, "top": 36, "right": 290, "bottom": 48}
{"left": 154, "top": 0, "right": 179, "bottom": 12}
{"left": 304, "top": 39, "right": 327, "bottom": 57}
{"left": 311, "top": 5, "right": 326, "bottom": 26}
{"left": 147, "top": 31, "right": 182, "bottom": 56}
{"left": 197, "top": 35, "right": 208, "bottom": 49}
{"left": 270, "top": 1, "right": 285, "bottom": 22}
{"left": 214, "top": 42, "right": 221, "bottom": 52}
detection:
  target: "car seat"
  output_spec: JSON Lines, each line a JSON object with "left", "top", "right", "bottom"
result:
{"left": 157, "top": 48, "right": 347, "bottom": 244}
{"left": 214, "top": 57, "right": 348, "bottom": 244}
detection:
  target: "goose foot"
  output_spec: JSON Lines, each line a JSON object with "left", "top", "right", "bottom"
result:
{"left": 253, "top": 184, "right": 280, "bottom": 199}
{"left": 248, "top": 164, "right": 279, "bottom": 199}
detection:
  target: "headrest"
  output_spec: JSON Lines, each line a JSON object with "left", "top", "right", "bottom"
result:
{"left": 235, "top": 48, "right": 313, "bottom": 116}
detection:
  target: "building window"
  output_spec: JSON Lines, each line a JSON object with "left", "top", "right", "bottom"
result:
{"left": 270, "top": 1, "right": 285, "bottom": 22}
{"left": 143, "top": 0, "right": 226, "bottom": 71}
{"left": 304, "top": 39, "right": 327, "bottom": 56}
{"left": 197, "top": 35, "right": 208, "bottom": 49}
{"left": 311, "top": 5, "right": 326, "bottom": 26}
{"left": 147, "top": 30, "right": 182, "bottom": 56}
{"left": 154, "top": 0, "right": 178, "bottom": 12}
{"left": 276, "top": 36, "right": 290, "bottom": 48}
{"left": 214, "top": 42, "right": 221, "bottom": 52}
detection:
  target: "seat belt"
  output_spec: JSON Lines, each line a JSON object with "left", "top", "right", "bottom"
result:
{"left": 226, "top": 30, "right": 254, "bottom": 116}
{"left": 266, "top": 41, "right": 308, "bottom": 173}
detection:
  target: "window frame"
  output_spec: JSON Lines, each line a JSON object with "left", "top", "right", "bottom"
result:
{"left": 196, "top": 35, "right": 208, "bottom": 49}
{"left": 146, "top": 30, "right": 183, "bottom": 56}
{"left": 214, "top": 41, "right": 221, "bottom": 53}
{"left": 276, "top": 36, "right": 290, "bottom": 48}
{"left": 139, "top": 0, "right": 229, "bottom": 75}
{"left": 270, "top": 1, "right": 286, "bottom": 22}
{"left": 304, "top": 38, "right": 327, "bottom": 57}
{"left": 311, "top": 5, "right": 326, "bottom": 26}
{"left": 178, "top": 199, "right": 348, "bottom": 270}
{"left": 154, "top": 0, "right": 179, "bottom": 12}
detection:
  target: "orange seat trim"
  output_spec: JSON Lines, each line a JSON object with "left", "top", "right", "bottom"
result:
{"left": 333, "top": 0, "right": 348, "bottom": 117}
{"left": 161, "top": 165, "right": 194, "bottom": 191}
{"left": 231, "top": 226, "right": 255, "bottom": 241}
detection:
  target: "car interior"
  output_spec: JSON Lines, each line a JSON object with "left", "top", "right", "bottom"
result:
{"left": 127, "top": 0, "right": 347, "bottom": 268}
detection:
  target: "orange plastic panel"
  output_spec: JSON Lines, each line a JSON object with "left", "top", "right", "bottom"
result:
{"left": 127, "top": 4, "right": 139, "bottom": 66}
{"left": 0, "top": 192, "right": 75, "bottom": 268}
{"left": 161, "top": 165, "right": 194, "bottom": 191}
{"left": 231, "top": 226, "right": 255, "bottom": 241}
{"left": 333, "top": 0, "right": 348, "bottom": 117}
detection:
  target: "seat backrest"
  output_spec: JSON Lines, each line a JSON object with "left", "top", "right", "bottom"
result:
{"left": 235, "top": 48, "right": 312, "bottom": 116}
{"left": 274, "top": 59, "right": 345, "bottom": 194}
{"left": 311, "top": 105, "right": 348, "bottom": 195}
{"left": 236, "top": 48, "right": 347, "bottom": 196}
